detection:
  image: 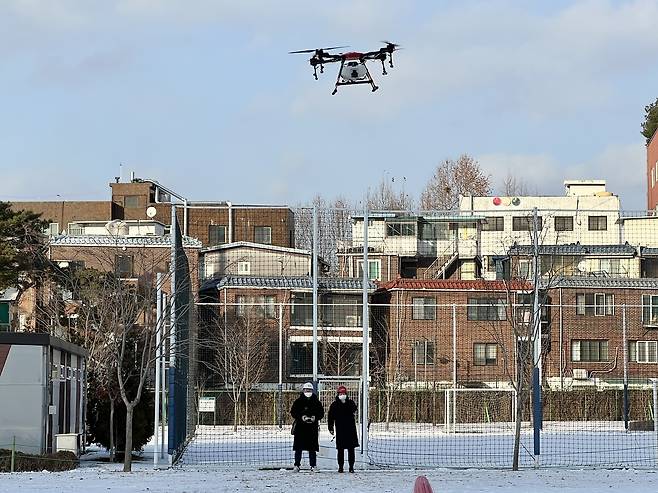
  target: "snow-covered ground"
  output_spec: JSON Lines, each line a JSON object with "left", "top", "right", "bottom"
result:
{"left": 2, "top": 422, "right": 657, "bottom": 492}
{"left": 181, "top": 422, "right": 658, "bottom": 469}
{"left": 2, "top": 463, "right": 658, "bottom": 493}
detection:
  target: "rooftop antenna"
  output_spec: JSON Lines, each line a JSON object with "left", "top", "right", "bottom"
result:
{"left": 119, "top": 163, "right": 123, "bottom": 183}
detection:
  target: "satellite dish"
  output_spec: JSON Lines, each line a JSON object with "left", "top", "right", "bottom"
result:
{"left": 577, "top": 260, "right": 587, "bottom": 273}
{"left": 105, "top": 220, "right": 128, "bottom": 236}
{"left": 146, "top": 206, "right": 157, "bottom": 218}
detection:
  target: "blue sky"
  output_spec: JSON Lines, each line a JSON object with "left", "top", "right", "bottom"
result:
{"left": 1, "top": 0, "right": 657, "bottom": 210}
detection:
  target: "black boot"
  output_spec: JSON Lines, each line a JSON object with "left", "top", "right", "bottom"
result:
{"left": 338, "top": 466, "right": 344, "bottom": 473}
{"left": 349, "top": 467, "right": 354, "bottom": 473}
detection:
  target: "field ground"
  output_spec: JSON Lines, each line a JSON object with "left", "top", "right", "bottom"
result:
{"left": 1, "top": 463, "right": 658, "bottom": 493}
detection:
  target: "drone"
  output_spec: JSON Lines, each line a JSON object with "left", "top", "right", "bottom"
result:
{"left": 289, "top": 42, "right": 400, "bottom": 95}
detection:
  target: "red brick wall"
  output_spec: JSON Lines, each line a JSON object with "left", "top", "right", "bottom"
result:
{"left": 10, "top": 201, "right": 112, "bottom": 232}
{"left": 648, "top": 133, "right": 658, "bottom": 210}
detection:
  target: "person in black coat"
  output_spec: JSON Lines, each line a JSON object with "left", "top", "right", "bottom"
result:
{"left": 290, "top": 382, "right": 324, "bottom": 471}
{"left": 327, "top": 385, "right": 359, "bottom": 473}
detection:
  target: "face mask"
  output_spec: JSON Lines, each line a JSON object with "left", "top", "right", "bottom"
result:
{"left": 338, "top": 394, "right": 347, "bottom": 402}
{"left": 304, "top": 391, "right": 313, "bottom": 398}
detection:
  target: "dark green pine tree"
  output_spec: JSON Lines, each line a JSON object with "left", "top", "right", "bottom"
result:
{"left": 642, "top": 98, "right": 658, "bottom": 145}
{"left": 0, "top": 202, "right": 48, "bottom": 292}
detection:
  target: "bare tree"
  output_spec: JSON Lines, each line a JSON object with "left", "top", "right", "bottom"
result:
{"left": 209, "top": 303, "right": 269, "bottom": 430}
{"left": 500, "top": 171, "right": 530, "bottom": 197}
{"left": 366, "top": 174, "right": 414, "bottom": 211}
{"left": 295, "top": 195, "right": 354, "bottom": 275}
{"left": 420, "top": 154, "right": 491, "bottom": 210}
{"left": 371, "top": 291, "right": 407, "bottom": 431}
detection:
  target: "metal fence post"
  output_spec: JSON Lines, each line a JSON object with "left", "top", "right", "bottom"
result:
{"left": 312, "top": 205, "right": 318, "bottom": 389}
{"left": 653, "top": 379, "right": 658, "bottom": 466}
{"left": 278, "top": 303, "right": 284, "bottom": 429}
{"left": 10, "top": 435, "right": 15, "bottom": 473}
{"left": 622, "top": 305, "right": 629, "bottom": 430}
{"left": 154, "top": 272, "right": 162, "bottom": 467}
{"left": 531, "top": 206, "right": 542, "bottom": 461}
{"left": 361, "top": 207, "right": 369, "bottom": 460}
{"left": 451, "top": 304, "right": 457, "bottom": 433}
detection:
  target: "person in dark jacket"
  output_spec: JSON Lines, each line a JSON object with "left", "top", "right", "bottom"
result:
{"left": 290, "top": 382, "right": 324, "bottom": 472}
{"left": 327, "top": 385, "right": 359, "bottom": 473}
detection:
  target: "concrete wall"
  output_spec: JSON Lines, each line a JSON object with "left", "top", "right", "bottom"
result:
{"left": 202, "top": 247, "right": 312, "bottom": 279}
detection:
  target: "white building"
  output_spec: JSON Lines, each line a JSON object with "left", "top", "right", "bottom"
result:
{"left": 342, "top": 180, "right": 658, "bottom": 281}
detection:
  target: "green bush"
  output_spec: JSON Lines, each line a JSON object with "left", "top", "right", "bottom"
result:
{"left": 0, "top": 449, "right": 78, "bottom": 472}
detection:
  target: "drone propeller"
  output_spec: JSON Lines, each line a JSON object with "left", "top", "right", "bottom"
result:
{"left": 289, "top": 46, "right": 348, "bottom": 54}
{"left": 380, "top": 40, "right": 401, "bottom": 52}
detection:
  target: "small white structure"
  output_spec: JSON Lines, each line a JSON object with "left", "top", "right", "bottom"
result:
{"left": 0, "top": 333, "right": 87, "bottom": 455}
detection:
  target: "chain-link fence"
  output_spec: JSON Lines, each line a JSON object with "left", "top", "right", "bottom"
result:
{"left": 171, "top": 205, "right": 658, "bottom": 469}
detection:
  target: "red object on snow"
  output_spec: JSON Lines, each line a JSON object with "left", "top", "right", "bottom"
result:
{"left": 337, "top": 385, "right": 347, "bottom": 394}
{"left": 413, "top": 476, "right": 434, "bottom": 493}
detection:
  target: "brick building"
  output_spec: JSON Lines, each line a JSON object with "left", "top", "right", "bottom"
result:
{"left": 198, "top": 276, "right": 376, "bottom": 387}
{"left": 11, "top": 175, "right": 295, "bottom": 248}
{"left": 647, "top": 129, "right": 658, "bottom": 210}
{"left": 543, "top": 277, "right": 658, "bottom": 389}
{"left": 372, "top": 279, "right": 534, "bottom": 387}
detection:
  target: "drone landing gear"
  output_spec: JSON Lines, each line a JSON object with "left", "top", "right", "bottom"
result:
{"left": 332, "top": 59, "right": 379, "bottom": 95}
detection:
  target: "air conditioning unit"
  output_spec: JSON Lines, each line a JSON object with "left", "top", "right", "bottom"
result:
{"left": 345, "top": 315, "right": 359, "bottom": 327}
{"left": 572, "top": 368, "right": 589, "bottom": 380}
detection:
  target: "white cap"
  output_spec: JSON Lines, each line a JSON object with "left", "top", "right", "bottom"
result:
{"left": 302, "top": 382, "right": 313, "bottom": 391}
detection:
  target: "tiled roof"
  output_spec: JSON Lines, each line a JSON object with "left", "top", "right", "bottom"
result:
{"left": 49, "top": 234, "right": 202, "bottom": 248}
{"left": 201, "top": 241, "right": 312, "bottom": 255}
{"left": 546, "top": 276, "right": 658, "bottom": 290}
{"left": 508, "top": 243, "right": 636, "bottom": 256}
{"left": 377, "top": 278, "right": 532, "bottom": 291}
{"left": 641, "top": 247, "right": 658, "bottom": 256}
{"left": 202, "top": 275, "right": 377, "bottom": 292}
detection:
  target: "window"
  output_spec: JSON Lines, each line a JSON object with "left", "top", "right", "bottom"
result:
{"left": 357, "top": 260, "right": 381, "bottom": 281}
{"left": 238, "top": 261, "right": 251, "bottom": 275}
{"left": 572, "top": 340, "right": 609, "bottom": 362}
{"left": 258, "top": 295, "right": 276, "bottom": 319}
{"left": 554, "top": 216, "right": 574, "bottom": 232}
{"left": 575, "top": 293, "right": 613, "bottom": 316}
{"left": 235, "top": 295, "right": 248, "bottom": 317}
{"left": 419, "top": 222, "right": 450, "bottom": 240}
{"left": 290, "top": 343, "right": 313, "bottom": 375}
{"left": 598, "top": 258, "right": 621, "bottom": 276}
{"left": 254, "top": 226, "right": 272, "bottom": 244}
{"left": 467, "top": 298, "right": 506, "bottom": 321}
{"left": 115, "top": 255, "right": 133, "bottom": 278}
{"left": 588, "top": 216, "right": 607, "bottom": 231}
{"left": 629, "top": 341, "right": 658, "bottom": 363}
{"left": 124, "top": 195, "right": 141, "bottom": 208}
{"left": 45, "top": 223, "right": 59, "bottom": 236}
{"left": 68, "top": 223, "right": 84, "bottom": 235}
{"left": 512, "top": 216, "right": 542, "bottom": 231}
{"left": 0, "top": 302, "right": 10, "bottom": 332}
{"left": 641, "top": 295, "right": 658, "bottom": 326}
{"left": 482, "top": 217, "right": 504, "bottom": 231}
{"left": 386, "top": 222, "right": 416, "bottom": 237}
{"left": 291, "top": 293, "right": 312, "bottom": 326}
{"left": 517, "top": 259, "right": 532, "bottom": 279}
{"left": 412, "top": 340, "right": 434, "bottom": 365}
{"left": 653, "top": 169, "right": 655, "bottom": 188}
{"left": 474, "top": 343, "right": 497, "bottom": 366}
{"left": 208, "top": 225, "right": 227, "bottom": 245}
{"left": 412, "top": 297, "right": 436, "bottom": 320}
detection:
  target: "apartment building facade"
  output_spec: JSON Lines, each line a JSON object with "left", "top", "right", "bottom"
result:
{"left": 198, "top": 276, "right": 376, "bottom": 387}
{"left": 11, "top": 175, "right": 295, "bottom": 249}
